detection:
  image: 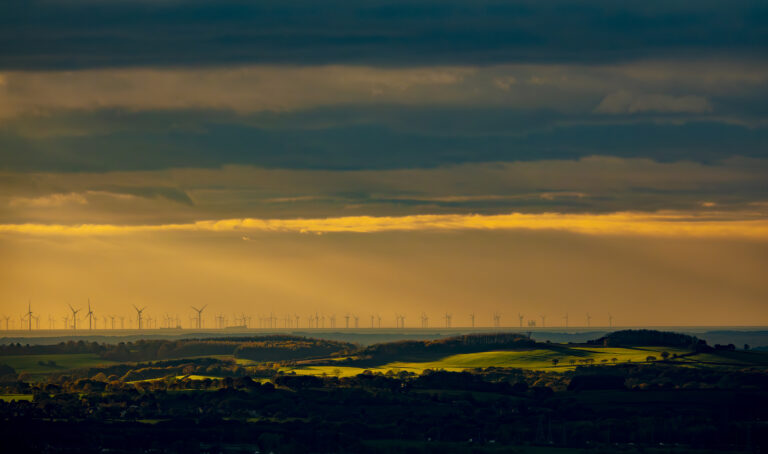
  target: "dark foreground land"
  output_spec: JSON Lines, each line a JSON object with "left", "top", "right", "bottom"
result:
{"left": 1, "top": 330, "right": 767, "bottom": 453}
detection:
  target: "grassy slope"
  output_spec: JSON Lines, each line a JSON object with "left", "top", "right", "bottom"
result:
{"left": 0, "top": 394, "right": 33, "bottom": 402}
{"left": 284, "top": 346, "right": 696, "bottom": 376}
{"left": 0, "top": 353, "right": 118, "bottom": 375}
{"left": 2, "top": 346, "right": 765, "bottom": 380}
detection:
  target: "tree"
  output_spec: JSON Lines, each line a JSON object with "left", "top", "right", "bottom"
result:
{"left": 551, "top": 359, "right": 559, "bottom": 366}
{"left": 645, "top": 355, "right": 657, "bottom": 362}
{"left": 660, "top": 351, "right": 670, "bottom": 360}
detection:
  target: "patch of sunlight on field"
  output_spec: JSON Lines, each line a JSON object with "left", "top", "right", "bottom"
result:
{"left": 285, "top": 366, "right": 370, "bottom": 377}
{"left": 0, "top": 354, "right": 118, "bottom": 374}
{"left": 388, "top": 349, "right": 564, "bottom": 372}
{"left": 564, "top": 346, "right": 691, "bottom": 366}
{"left": 128, "top": 374, "right": 221, "bottom": 383}
{"left": 233, "top": 357, "right": 261, "bottom": 366}
{"left": 0, "top": 394, "right": 33, "bottom": 402}
{"left": 283, "top": 346, "right": 695, "bottom": 376}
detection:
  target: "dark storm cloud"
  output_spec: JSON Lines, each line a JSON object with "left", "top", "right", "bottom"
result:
{"left": 1, "top": 0, "right": 767, "bottom": 69}
{"left": 1, "top": 108, "right": 767, "bottom": 172}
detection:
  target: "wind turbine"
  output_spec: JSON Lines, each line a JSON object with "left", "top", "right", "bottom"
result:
{"left": 420, "top": 312, "right": 429, "bottom": 328}
{"left": 563, "top": 312, "right": 569, "bottom": 328}
{"left": 586, "top": 313, "right": 591, "bottom": 328}
{"left": 469, "top": 312, "right": 475, "bottom": 328}
{"left": 63, "top": 315, "right": 70, "bottom": 330}
{"left": 608, "top": 313, "right": 614, "bottom": 328}
{"left": 191, "top": 305, "right": 207, "bottom": 329}
{"left": 518, "top": 313, "right": 524, "bottom": 328}
{"left": 68, "top": 304, "right": 80, "bottom": 330}
{"left": 24, "top": 302, "right": 33, "bottom": 331}
{"left": 493, "top": 312, "right": 501, "bottom": 328}
{"left": 2, "top": 315, "right": 10, "bottom": 330}
{"left": 86, "top": 299, "right": 94, "bottom": 330}
{"left": 109, "top": 315, "right": 116, "bottom": 330}
{"left": 344, "top": 314, "right": 350, "bottom": 329}
{"left": 133, "top": 305, "right": 146, "bottom": 330}
{"left": 48, "top": 315, "right": 55, "bottom": 330}
{"left": 443, "top": 313, "right": 451, "bottom": 328}
{"left": 540, "top": 315, "right": 546, "bottom": 327}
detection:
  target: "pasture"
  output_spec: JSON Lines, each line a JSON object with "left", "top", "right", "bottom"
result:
{"left": 0, "top": 353, "right": 118, "bottom": 376}
{"left": 0, "top": 394, "right": 33, "bottom": 402}
{"left": 284, "top": 345, "right": 695, "bottom": 376}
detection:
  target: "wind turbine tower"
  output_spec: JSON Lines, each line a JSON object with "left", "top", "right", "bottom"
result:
{"left": 493, "top": 312, "right": 501, "bottom": 328}
{"left": 540, "top": 315, "right": 546, "bottom": 327}
{"left": 86, "top": 300, "right": 94, "bottom": 330}
{"left": 191, "top": 305, "right": 207, "bottom": 329}
{"left": 586, "top": 313, "right": 591, "bottom": 328}
{"left": 25, "top": 302, "right": 33, "bottom": 331}
{"left": 469, "top": 313, "right": 475, "bottom": 328}
{"left": 563, "top": 312, "right": 569, "bottom": 328}
{"left": 133, "top": 305, "right": 146, "bottom": 330}
{"left": 68, "top": 304, "right": 80, "bottom": 330}
{"left": 518, "top": 313, "right": 524, "bottom": 328}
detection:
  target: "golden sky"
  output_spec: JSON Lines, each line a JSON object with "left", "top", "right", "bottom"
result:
{"left": 2, "top": 2, "right": 768, "bottom": 327}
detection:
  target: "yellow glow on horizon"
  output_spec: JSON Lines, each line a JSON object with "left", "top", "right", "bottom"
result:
{"left": 1, "top": 211, "right": 767, "bottom": 239}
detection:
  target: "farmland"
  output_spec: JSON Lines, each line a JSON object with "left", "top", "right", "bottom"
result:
{"left": 1, "top": 330, "right": 767, "bottom": 453}
{"left": 284, "top": 346, "right": 697, "bottom": 376}
{"left": 0, "top": 353, "right": 118, "bottom": 377}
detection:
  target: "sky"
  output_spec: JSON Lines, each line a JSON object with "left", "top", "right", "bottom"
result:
{"left": 1, "top": 0, "right": 767, "bottom": 328}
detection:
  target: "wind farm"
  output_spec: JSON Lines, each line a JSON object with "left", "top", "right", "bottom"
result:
{"left": 2, "top": 303, "right": 626, "bottom": 333}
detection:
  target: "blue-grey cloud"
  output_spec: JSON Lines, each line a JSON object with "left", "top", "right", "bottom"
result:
{"left": 1, "top": 108, "right": 767, "bottom": 173}
{"left": 2, "top": 1, "right": 767, "bottom": 69}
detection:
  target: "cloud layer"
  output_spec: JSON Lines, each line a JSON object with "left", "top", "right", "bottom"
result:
{"left": 2, "top": 1, "right": 767, "bottom": 69}
{"left": 3, "top": 1, "right": 767, "bottom": 324}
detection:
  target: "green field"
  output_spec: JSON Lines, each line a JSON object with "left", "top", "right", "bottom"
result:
{"left": 0, "top": 394, "right": 33, "bottom": 402}
{"left": 0, "top": 353, "right": 118, "bottom": 376}
{"left": 284, "top": 346, "right": 694, "bottom": 376}
{"left": 2, "top": 346, "right": 763, "bottom": 381}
